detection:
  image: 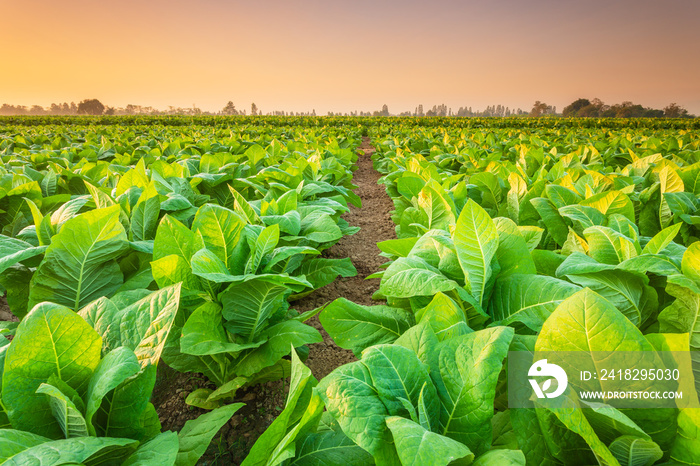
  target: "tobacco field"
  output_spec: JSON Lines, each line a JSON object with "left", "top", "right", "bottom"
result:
{"left": 0, "top": 115, "right": 699, "bottom": 465}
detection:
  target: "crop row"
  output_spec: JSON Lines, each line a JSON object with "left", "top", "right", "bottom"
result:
{"left": 0, "top": 124, "right": 363, "bottom": 464}
{"left": 305, "top": 125, "right": 700, "bottom": 465}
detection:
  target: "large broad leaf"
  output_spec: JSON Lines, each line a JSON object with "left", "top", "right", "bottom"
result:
{"left": 432, "top": 326, "right": 514, "bottom": 456}
{"left": 534, "top": 392, "right": 621, "bottom": 466}
{"left": 558, "top": 268, "right": 656, "bottom": 328}
{"left": 175, "top": 403, "right": 244, "bottom": 466}
{"left": 242, "top": 349, "right": 321, "bottom": 466}
{"left": 536, "top": 289, "right": 678, "bottom": 452}
{"left": 0, "top": 429, "right": 50, "bottom": 462}
{"left": 232, "top": 320, "right": 322, "bottom": 378}
{"left": 296, "top": 257, "right": 357, "bottom": 290}
{"left": 153, "top": 214, "right": 200, "bottom": 262}
{"left": 289, "top": 430, "right": 374, "bottom": 466}
{"left": 471, "top": 450, "right": 526, "bottom": 465}
{"left": 608, "top": 435, "right": 662, "bottom": 466}
{"left": 380, "top": 256, "right": 461, "bottom": 299}
{"left": 84, "top": 347, "right": 141, "bottom": 436}
{"left": 130, "top": 181, "right": 160, "bottom": 241}
{"left": 191, "top": 204, "right": 247, "bottom": 271}
{"left": 2, "top": 436, "right": 138, "bottom": 466}
{"left": 220, "top": 278, "right": 292, "bottom": 342}
{"left": 35, "top": 382, "right": 89, "bottom": 439}
{"left": 28, "top": 205, "right": 129, "bottom": 312}
{"left": 671, "top": 408, "right": 700, "bottom": 465}
{"left": 79, "top": 284, "right": 181, "bottom": 367}
{"left": 317, "top": 361, "right": 400, "bottom": 465}
{"left": 489, "top": 274, "right": 580, "bottom": 332}
{"left": 91, "top": 364, "right": 157, "bottom": 440}
{"left": 583, "top": 226, "right": 639, "bottom": 265}
{"left": 0, "top": 235, "right": 47, "bottom": 275}
{"left": 320, "top": 298, "right": 413, "bottom": 356}
{"left": 2, "top": 302, "right": 102, "bottom": 438}
{"left": 414, "top": 292, "right": 471, "bottom": 342}
{"left": 363, "top": 345, "right": 440, "bottom": 430}
{"left": 453, "top": 199, "right": 498, "bottom": 305}
{"left": 493, "top": 217, "right": 536, "bottom": 277}
{"left": 385, "top": 416, "right": 473, "bottom": 466}
{"left": 122, "top": 431, "right": 179, "bottom": 466}
{"left": 180, "top": 302, "right": 264, "bottom": 356}
{"left": 658, "top": 273, "right": 700, "bottom": 395}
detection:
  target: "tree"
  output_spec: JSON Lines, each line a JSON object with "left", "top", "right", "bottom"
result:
{"left": 664, "top": 103, "right": 688, "bottom": 118}
{"left": 529, "top": 101, "right": 553, "bottom": 117}
{"left": 251, "top": 103, "right": 259, "bottom": 116}
{"left": 77, "top": 99, "right": 105, "bottom": 115}
{"left": 221, "top": 101, "right": 238, "bottom": 115}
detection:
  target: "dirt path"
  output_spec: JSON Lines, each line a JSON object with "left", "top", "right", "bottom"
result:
{"left": 297, "top": 136, "right": 397, "bottom": 379}
{"left": 155, "top": 136, "right": 397, "bottom": 464}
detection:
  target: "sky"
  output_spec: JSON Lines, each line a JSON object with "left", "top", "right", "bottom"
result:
{"left": 1, "top": 0, "right": 699, "bottom": 115}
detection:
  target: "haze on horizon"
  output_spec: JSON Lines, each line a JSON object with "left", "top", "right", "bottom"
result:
{"left": 2, "top": 0, "right": 699, "bottom": 115}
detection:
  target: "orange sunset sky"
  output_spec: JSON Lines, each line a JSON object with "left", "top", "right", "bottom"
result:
{"left": 2, "top": 0, "right": 700, "bottom": 115}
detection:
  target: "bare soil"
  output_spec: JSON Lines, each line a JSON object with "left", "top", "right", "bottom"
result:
{"left": 154, "top": 136, "right": 397, "bottom": 464}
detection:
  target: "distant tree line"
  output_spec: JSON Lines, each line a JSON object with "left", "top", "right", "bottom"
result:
{"left": 0, "top": 98, "right": 695, "bottom": 118}
{"left": 559, "top": 98, "right": 693, "bottom": 118}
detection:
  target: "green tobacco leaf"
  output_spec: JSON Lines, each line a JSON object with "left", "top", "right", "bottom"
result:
{"left": 536, "top": 289, "right": 678, "bottom": 453}
{"left": 0, "top": 235, "right": 47, "bottom": 275}
{"left": 433, "top": 326, "right": 514, "bottom": 456}
{"left": 151, "top": 254, "right": 201, "bottom": 290}
{"left": 363, "top": 345, "right": 440, "bottom": 431}
{"left": 671, "top": 408, "right": 700, "bottom": 465}
{"left": 84, "top": 347, "right": 141, "bottom": 436}
{"left": 394, "top": 323, "right": 440, "bottom": 369}
{"left": 192, "top": 204, "right": 247, "bottom": 271}
{"left": 378, "top": 237, "right": 419, "bottom": 258}
{"left": 489, "top": 274, "right": 580, "bottom": 332}
{"left": 122, "top": 431, "right": 179, "bottom": 466}
{"left": 2, "top": 302, "right": 102, "bottom": 438}
{"left": 80, "top": 284, "right": 181, "bottom": 367}
{"left": 580, "top": 190, "right": 635, "bottom": 222}
{"left": 232, "top": 320, "right": 321, "bottom": 378}
{"left": 2, "top": 436, "right": 138, "bottom": 466}
{"left": 493, "top": 217, "right": 536, "bottom": 278}
{"left": 181, "top": 302, "right": 264, "bottom": 356}
{"left": 92, "top": 364, "right": 157, "bottom": 439}
{"left": 320, "top": 297, "right": 413, "bottom": 356}
{"left": 386, "top": 416, "right": 473, "bottom": 466}
{"left": 535, "top": 393, "right": 621, "bottom": 466}
{"left": 289, "top": 430, "right": 374, "bottom": 466}
{"left": 28, "top": 204, "right": 129, "bottom": 312}
{"left": 153, "top": 214, "right": 199, "bottom": 262}
{"left": 559, "top": 204, "right": 606, "bottom": 233}
{"left": 242, "top": 349, "right": 321, "bottom": 466}
{"left": 220, "top": 278, "right": 291, "bottom": 342}
{"left": 682, "top": 241, "right": 700, "bottom": 283}
{"left": 471, "top": 449, "right": 526, "bottom": 466}
{"left": 531, "top": 197, "right": 569, "bottom": 246}
{"left": 130, "top": 181, "right": 160, "bottom": 241}
{"left": 297, "top": 257, "right": 357, "bottom": 290}
{"left": 380, "top": 256, "right": 461, "bottom": 299}
{"left": 641, "top": 223, "right": 682, "bottom": 255}
{"left": 246, "top": 224, "right": 279, "bottom": 274}
{"left": 35, "top": 383, "right": 89, "bottom": 439}
{"left": 609, "top": 435, "right": 662, "bottom": 466}
{"left": 414, "top": 292, "right": 470, "bottom": 342}
{"left": 583, "top": 225, "right": 639, "bottom": 265}
{"left": 0, "top": 429, "right": 50, "bottom": 462}
{"left": 317, "top": 361, "right": 400, "bottom": 465}
{"left": 453, "top": 199, "right": 498, "bottom": 305}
